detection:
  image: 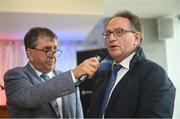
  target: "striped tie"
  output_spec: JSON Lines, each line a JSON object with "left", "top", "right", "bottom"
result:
{"left": 40, "top": 74, "right": 60, "bottom": 118}
{"left": 40, "top": 74, "right": 49, "bottom": 81}
{"left": 100, "top": 64, "right": 122, "bottom": 117}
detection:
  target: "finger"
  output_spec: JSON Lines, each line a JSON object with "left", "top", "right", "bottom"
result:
{"left": 87, "top": 58, "right": 100, "bottom": 69}
{"left": 87, "top": 57, "right": 99, "bottom": 63}
{"left": 85, "top": 64, "right": 98, "bottom": 79}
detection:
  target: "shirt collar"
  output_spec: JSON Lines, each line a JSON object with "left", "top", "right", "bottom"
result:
{"left": 113, "top": 52, "right": 136, "bottom": 70}
{"left": 29, "top": 62, "right": 54, "bottom": 78}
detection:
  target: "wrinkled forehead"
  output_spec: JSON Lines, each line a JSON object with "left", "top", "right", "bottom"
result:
{"left": 35, "top": 35, "right": 58, "bottom": 47}
{"left": 38, "top": 34, "right": 57, "bottom": 41}
{"left": 106, "top": 17, "right": 132, "bottom": 30}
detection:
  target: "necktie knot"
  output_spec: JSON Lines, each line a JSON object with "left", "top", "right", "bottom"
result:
{"left": 112, "top": 64, "right": 122, "bottom": 74}
{"left": 40, "top": 74, "right": 50, "bottom": 81}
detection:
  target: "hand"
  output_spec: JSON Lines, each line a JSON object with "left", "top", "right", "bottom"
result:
{"left": 72, "top": 57, "right": 100, "bottom": 79}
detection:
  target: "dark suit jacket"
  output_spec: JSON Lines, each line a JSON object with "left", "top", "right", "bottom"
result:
{"left": 89, "top": 47, "right": 176, "bottom": 118}
{"left": 4, "top": 63, "right": 83, "bottom": 118}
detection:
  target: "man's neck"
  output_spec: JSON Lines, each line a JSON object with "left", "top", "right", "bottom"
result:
{"left": 29, "top": 62, "right": 53, "bottom": 77}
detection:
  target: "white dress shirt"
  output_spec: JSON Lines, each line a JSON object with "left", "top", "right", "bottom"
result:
{"left": 101, "top": 52, "right": 135, "bottom": 118}
{"left": 108, "top": 52, "right": 135, "bottom": 106}
{"left": 29, "top": 63, "right": 64, "bottom": 118}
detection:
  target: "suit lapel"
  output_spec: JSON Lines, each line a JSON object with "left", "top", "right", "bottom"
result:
{"left": 105, "top": 71, "right": 133, "bottom": 113}
{"left": 25, "top": 63, "right": 43, "bottom": 83}
{"left": 91, "top": 69, "right": 111, "bottom": 115}
{"left": 26, "top": 63, "right": 60, "bottom": 117}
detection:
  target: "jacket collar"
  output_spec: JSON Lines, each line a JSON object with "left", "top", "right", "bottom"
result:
{"left": 105, "top": 47, "right": 146, "bottom": 116}
{"left": 129, "top": 46, "right": 146, "bottom": 71}
{"left": 97, "top": 46, "right": 145, "bottom": 73}
{"left": 25, "top": 63, "right": 60, "bottom": 81}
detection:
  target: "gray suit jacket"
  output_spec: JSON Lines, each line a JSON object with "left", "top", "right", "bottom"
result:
{"left": 4, "top": 63, "right": 84, "bottom": 118}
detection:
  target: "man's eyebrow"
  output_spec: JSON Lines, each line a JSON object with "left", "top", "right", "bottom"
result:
{"left": 43, "top": 46, "right": 58, "bottom": 49}
{"left": 113, "top": 27, "right": 123, "bottom": 31}
{"left": 42, "top": 46, "right": 51, "bottom": 49}
{"left": 105, "top": 27, "right": 123, "bottom": 32}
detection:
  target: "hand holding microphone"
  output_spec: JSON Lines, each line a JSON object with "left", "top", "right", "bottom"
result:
{"left": 73, "top": 51, "right": 106, "bottom": 86}
{"left": 72, "top": 57, "right": 99, "bottom": 79}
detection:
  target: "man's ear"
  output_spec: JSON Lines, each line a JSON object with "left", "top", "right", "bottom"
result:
{"left": 134, "top": 31, "right": 142, "bottom": 46}
{"left": 26, "top": 48, "right": 33, "bottom": 61}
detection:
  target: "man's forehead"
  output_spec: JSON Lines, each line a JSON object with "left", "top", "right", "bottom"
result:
{"left": 106, "top": 17, "right": 131, "bottom": 30}
{"left": 38, "top": 35, "right": 57, "bottom": 41}
{"left": 36, "top": 36, "right": 58, "bottom": 47}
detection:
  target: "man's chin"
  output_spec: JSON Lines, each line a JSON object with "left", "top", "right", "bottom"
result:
{"left": 45, "top": 65, "right": 55, "bottom": 72}
{"left": 110, "top": 51, "right": 121, "bottom": 58}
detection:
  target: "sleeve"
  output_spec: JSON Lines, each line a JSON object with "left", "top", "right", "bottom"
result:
{"left": 4, "top": 68, "right": 76, "bottom": 108}
{"left": 70, "top": 70, "right": 78, "bottom": 83}
{"left": 138, "top": 64, "right": 176, "bottom": 118}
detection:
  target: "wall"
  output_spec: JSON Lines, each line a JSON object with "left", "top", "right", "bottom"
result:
{"left": 141, "top": 19, "right": 167, "bottom": 70}
{"left": 142, "top": 18, "right": 180, "bottom": 118}
{"left": 166, "top": 18, "right": 180, "bottom": 118}
{"left": 0, "top": 0, "right": 103, "bottom": 15}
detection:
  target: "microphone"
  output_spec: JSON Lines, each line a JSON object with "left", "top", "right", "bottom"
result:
{"left": 75, "top": 51, "right": 107, "bottom": 86}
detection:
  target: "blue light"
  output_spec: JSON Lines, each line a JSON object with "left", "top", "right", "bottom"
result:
{"left": 55, "top": 30, "right": 86, "bottom": 41}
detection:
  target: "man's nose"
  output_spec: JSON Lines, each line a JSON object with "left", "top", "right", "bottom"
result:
{"left": 48, "top": 51, "right": 56, "bottom": 58}
{"left": 109, "top": 33, "right": 117, "bottom": 41}
{"left": 52, "top": 52, "right": 56, "bottom": 57}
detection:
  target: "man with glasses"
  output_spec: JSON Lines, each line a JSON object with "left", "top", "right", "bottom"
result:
{"left": 89, "top": 10, "right": 175, "bottom": 118}
{"left": 4, "top": 27, "right": 99, "bottom": 118}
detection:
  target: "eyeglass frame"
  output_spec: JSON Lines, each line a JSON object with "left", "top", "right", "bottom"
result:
{"left": 102, "top": 28, "right": 136, "bottom": 40}
{"left": 29, "top": 47, "right": 62, "bottom": 57}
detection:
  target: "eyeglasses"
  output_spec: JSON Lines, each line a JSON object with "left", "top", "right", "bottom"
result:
{"left": 30, "top": 48, "right": 62, "bottom": 57}
{"left": 102, "top": 28, "right": 136, "bottom": 40}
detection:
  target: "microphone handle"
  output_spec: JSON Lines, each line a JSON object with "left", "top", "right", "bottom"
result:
{"left": 75, "top": 74, "right": 88, "bottom": 86}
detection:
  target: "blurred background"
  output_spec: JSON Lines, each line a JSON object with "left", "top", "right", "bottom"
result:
{"left": 0, "top": 0, "right": 180, "bottom": 118}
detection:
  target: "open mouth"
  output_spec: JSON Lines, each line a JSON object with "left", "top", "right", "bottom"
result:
{"left": 110, "top": 45, "right": 118, "bottom": 49}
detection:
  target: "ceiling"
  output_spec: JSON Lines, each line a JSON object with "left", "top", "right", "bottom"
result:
{"left": 103, "top": 0, "right": 180, "bottom": 18}
{"left": 0, "top": 12, "right": 101, "bottom": 41}
{"left": 0, "top": 0, "right": 179, "bottom": 41}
